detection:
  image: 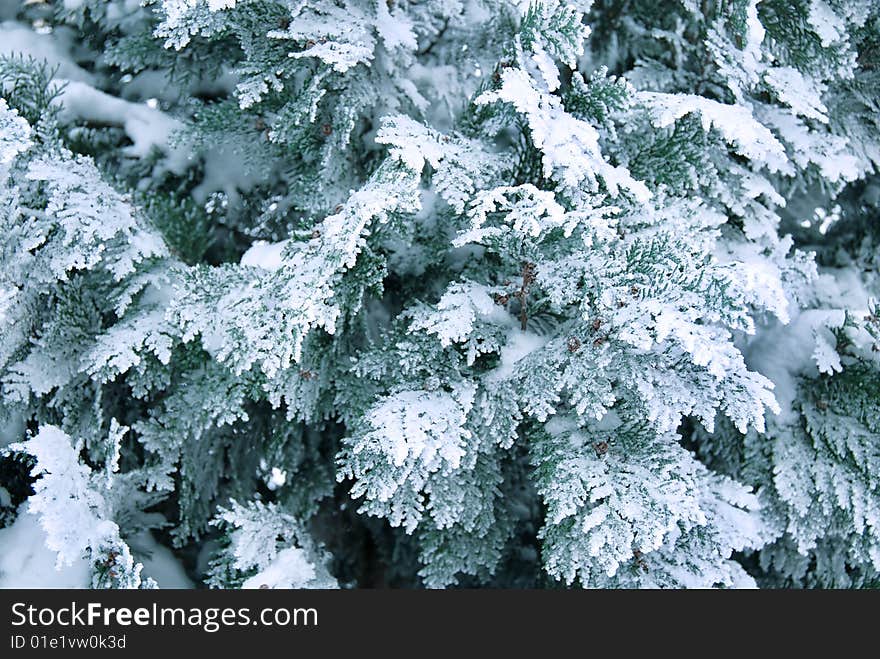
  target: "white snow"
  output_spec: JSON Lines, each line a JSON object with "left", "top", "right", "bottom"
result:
{"left": 409, "top": 281, "right": 507, "bottom": 348}
{"left": 745, "top": 307, "right": 846, "bottom": 424}
{"left": 808, "top": 0, "right": 846, "bottom": 47}
{"left": 0, "top": 508, "right": 91, "bottom": 588}
{"left": 375, "top": 0, "right": 418, "bottom": 52}
{"left": 477, "top": 67, "right": 651, "bottom": 202}
{"left": 462, "top": 185, "right": 566, "bottom": 242}
{"left": 639, "top": 91, "right": 788, "bottom": 172}
{"left": 0, "top": 98, "right": 31, "bottom": 178}
{"left": 764, "top": 66, "right": 829, "bottom": 123}
{"left": 743, "top": 0, "right": 766, "bottom": 70}
{"left": 131, "top": 531, "right": 194, "bottom": 588}
{"left": 0, "top": 21, "right": 94, "bottom": 83}
{"left": 365, "top": 386, "right": 475, "bottom": 472}
{"left": 266, "top": 467, "right": 287, "bottom": 491}
{"left": 486, "top": 330, "right": 551, "bottom": 383}
{"left": 812, "top": 331, "right": 842, "bottom": 375}
{"left": 240, "top": 240, "right": 290, "bottom": 271}
{"left": 759, "top": 106, "right": 861, "bottom": 182}
{"left": 289, "top": 41, "right": 374, "bottom": 74}
{"left": 241, "top": 546, "right": 317, "bottom": 589}
{"left": 1, "top": 22, "right": 189, "bottom": 172}
{"left": 52, "top": 81, "right": 189, "bottom": 172}
{"left": 8, "top": 425, "right": 149, "bottom": 589}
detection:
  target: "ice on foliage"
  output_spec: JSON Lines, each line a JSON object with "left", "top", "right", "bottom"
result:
{"left": 808, "top": 0, "right": 846, "bottom": 47}
{"left": 210, "top": 500, "right": 336, "bottom": 589}
{"left": 376, "top": 115, "right": 444, "bottom": 172}
{"left": 534, "top": 417, "right": 767, "bottom": 586}
{"left": 518, "top": 0, "right": 589, "bottom": 69}
{"left": 719, "top": 356, "right": 880, "bottom": 586}
{"left": 458, "top": 185, "right": 565, "bottom": 244}
{"left": 155, "top": 0, "right": 234, "bottom": 50}
{"left": 487, "top": 194, "right": 786, "bottom": 435}
{"left": 242, "top": 547, "right": 319, "bottom": 589}
{"left": 743, "top": 0, "right": 766, "bottom": 70}
{"left": 592, "top": 473, "right": 769, "bottom": 588}
{"left": 744, "top": 307, "right": 847, "bottom": 424}
{"left": 639, "top": 91, "right": 788, "bottom": 172}
{"left": 8, "top": 426, "right": 150, "bottom": 588}
{"left": 10, "top": 426, "right": 108, "bottom": 567}
{"left": 0, "top": 287, "right": 15, "bottom": 337}
{"left": 625, "top": 353, "right": 777, "bottom": 435}
{"left": 290, "top": 40, "right": 375, "bottom": 74}
{"left": 3, "top": 0, "right": 876, "bottom": 591}
{"left": 0, "top": 122, "right": 170, "bottom": 411}
{"left": 368, "top": 386, "right": 473, "bottom": 473}
{"left": 812, "top": 331, "right": 843, "bottom": 375}
{"left": 529, "top": 41, "right": 562, "bottom": 92}
{"left": 376, "top": 115, "right": 501, "bottom": 213}
{"left": 172, "top": 161, "right": 420, "bottom": 376}
{"left": 455, "top": 184, "right": 620, "bottom": 247}
{"left": 86, "top": 307, "right": 175, "bottom": 383}
{"left": 715, "top": 239, "right": 791, "bottom": 325}
{"left": 340, "top": 384, "right": 476, "bottom": 532}
{"left": 759, "top": 106, "right": 861, "bottom": 183}
{"left": 25, "top": 152, "right": 168, "bottom": 280}
{"left": 763, "top": 67, "right": 829, "bottom": 124}
{"left": 653, "top": 312, "right": 744, "bottom": 379}
{"left": 271, "top": 2, "right": 377, "bottom": 73}
{"left": 409, "top": 282, "right": 506, "bottom": 348}
{"left": 477, "top": 67, "right": 651, "bottom": 201}
{"left": 0, "top": 99, "right": 31, "bottom": 177}
{"left": 375, "top": 0, "right": 418, "bottom": 52}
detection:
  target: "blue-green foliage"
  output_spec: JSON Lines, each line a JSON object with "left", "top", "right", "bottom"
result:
{"left": 0, "top": 0, "right": 877, "bottom": 589}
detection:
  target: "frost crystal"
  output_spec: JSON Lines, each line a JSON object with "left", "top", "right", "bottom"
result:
{"left": 0, "top": 0, "right": 878, "bottom": 590}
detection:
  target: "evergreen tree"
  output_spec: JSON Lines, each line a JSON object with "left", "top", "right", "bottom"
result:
{"left": 0, "top": 0, "right": 876, "bottom": 588}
